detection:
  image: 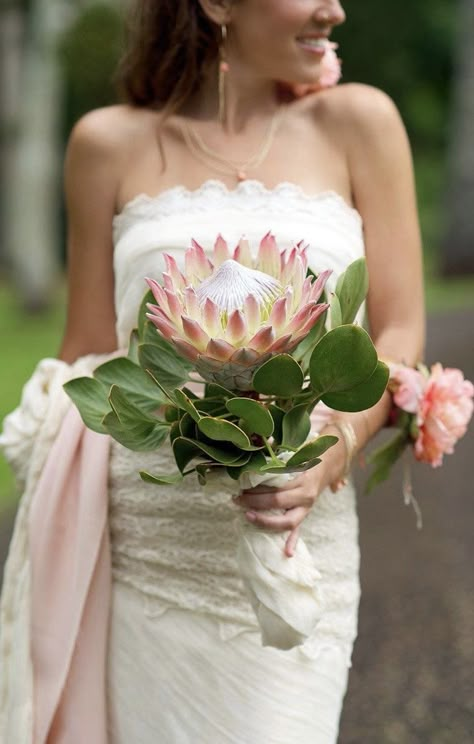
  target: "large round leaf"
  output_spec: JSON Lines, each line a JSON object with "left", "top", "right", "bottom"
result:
{"left": 172, "top": 436, "right": 242, "bottom": 472}
{"left": 286, "top": 435, "right": 338, "bottom": 467}
{"left": 281, "top": 404, "right": 311, "bottom": 449}
{"left": 253, "top": 354, "right": 304, "bottom": 397}
{"left": 226, "top": 398, "right": 274, "bottom": 437}
{"left": 197, "top": 417, "right": 252, "bottom": 449}
{"left": 310, "top": 325, "right": 377, "bottom": 395}
{"left": 321, "top": 361, "right": 389, "bottom": 412}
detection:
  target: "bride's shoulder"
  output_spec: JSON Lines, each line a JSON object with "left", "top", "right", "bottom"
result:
{"left": 310, "top": 83, "right": 405, "bottom": 138}
{"left": 67, "top": 104, "right": 157, "bottom": 159}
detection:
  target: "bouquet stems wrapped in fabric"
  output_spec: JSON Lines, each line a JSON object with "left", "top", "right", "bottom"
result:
{"left": 65, "top": 234, "right": 391, "bottom": 649}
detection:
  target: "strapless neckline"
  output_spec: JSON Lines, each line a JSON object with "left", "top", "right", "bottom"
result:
{"left": 113, "top": 178, "right": 363, "bottom": 225}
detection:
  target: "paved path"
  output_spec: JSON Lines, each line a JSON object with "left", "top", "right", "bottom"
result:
{"left": 1, "top": 310, "right": 473, "bottom": 743}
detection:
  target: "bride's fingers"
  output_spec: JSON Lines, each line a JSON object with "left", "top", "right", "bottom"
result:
{"left": 245, "top": 505, "right": 308, "bottom": 531}
{"left": 284, "top": 526, "right": 300, "bottom": 557}
{"left": 238, "top": 489, "right": 314, "bottom": 511}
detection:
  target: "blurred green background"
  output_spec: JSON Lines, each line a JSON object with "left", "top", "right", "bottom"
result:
{"left": 1, "top": 3, "right": 474, "bottom": 742}
{"left": 0, "top": 0, "right": 473, "bottom": 507}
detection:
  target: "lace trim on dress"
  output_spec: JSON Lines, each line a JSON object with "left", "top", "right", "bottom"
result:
{"left": 112, "top": 179, "right": 363, "bottom": 242}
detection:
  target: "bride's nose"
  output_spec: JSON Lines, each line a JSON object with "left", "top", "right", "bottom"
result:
{"left": 313, "top": 2, "right": 346, "bottom": 28}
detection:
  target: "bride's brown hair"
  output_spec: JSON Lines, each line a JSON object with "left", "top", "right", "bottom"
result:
{"left": 118, "top": 0, "right": 221, "bottom": 113}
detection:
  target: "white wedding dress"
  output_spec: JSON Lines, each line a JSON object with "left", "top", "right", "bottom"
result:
{"left": 106, "top": 180, "right": 365, "bottom": 744}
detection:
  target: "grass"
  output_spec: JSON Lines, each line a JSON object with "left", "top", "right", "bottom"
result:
{"left": 0, "top": 282, "right": 66, "bottom": 507}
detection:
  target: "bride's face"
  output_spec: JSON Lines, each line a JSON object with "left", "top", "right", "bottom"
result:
{"left": 227, "top": 0, "right": 346, "bottom": 84}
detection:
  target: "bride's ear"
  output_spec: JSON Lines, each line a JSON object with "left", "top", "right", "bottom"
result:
{"left": 197, "top": 0, "right": 233, "bottom": 26}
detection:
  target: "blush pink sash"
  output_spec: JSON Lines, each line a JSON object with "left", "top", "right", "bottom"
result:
{"left": 28, "top": 405, "right": 111, "bottom": 744}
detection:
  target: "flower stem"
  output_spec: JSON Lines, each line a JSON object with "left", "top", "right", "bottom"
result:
{"left": 262, "top": 437, "right": 280, "bottom": 465}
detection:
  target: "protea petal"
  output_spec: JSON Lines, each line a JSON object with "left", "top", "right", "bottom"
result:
{"left": 289, "top": 303, "right": 329, "bottom": 337}
{"left": 285, "top": 301, "right": 321, "bottom": 334}
{"left": 181, "top": 316, "right": 209, "bottom": 351}
{"left": 171, "top": 337, "right": 200, "bottom": 362}
{"left": 189, "top": 239, "right": 213, "bottom": 280}
{"left": 248, "top": 325, "right": 275, "bottom": 352}
{"left": 308, "top": 269, "right": 332, "bottom": 302}
{"left": 163, "top": 253, "right": 186, "bottom": 290}
{"left": 202, "top": 297, "right": 221, "bottom": 337}
{"left": 226, "top": 309, "right": 248, "bottom": 345}
{"left": 145, "top": 313, "right": 177, "bottom": 340}
{"left": 257, "top": 232, "right": 280, "bottom": 277}
{"left": 205, "top": 338, "right": 235, "bottom": 362}
{"left": 164, "top": 288, "right": 184, "bottom": 326}
{"left": 269, "top": 296, "right": 288, "bottom": 333}
{"left": 290, "top": 256, "right": 305, "bottom": 307}
{"left": 233, "top": 237, "right": 252, "bottom": 267}
{"left": 243, "top": 295, "right": 261, "bottom": 336}
{"left": 184, "top": 286, "right": 201, "bottom": 320}
{"left": 213, "top": 234, "right": 230, "bottom": 266}
{"left": 230, "top": 347, "right": 260, "bottom": 366}
{"left": 266, "top": 333, "right": 293, "bottom": 354}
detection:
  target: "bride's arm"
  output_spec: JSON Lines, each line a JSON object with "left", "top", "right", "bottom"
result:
{"left": 238, "top": 85, "right": 425, "bottom": 554}
{"left": 58, "top": 108, "right": 124, "bottom": 363}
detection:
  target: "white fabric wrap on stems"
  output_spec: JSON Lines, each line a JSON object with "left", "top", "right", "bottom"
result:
{"left": 236, "top": 467, "right": 325, "bottom": 651}
{"left": 209, "top": 404, "right": 334, "bottom": 652}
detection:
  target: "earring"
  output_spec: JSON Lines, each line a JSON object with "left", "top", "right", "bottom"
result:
{"left": 218, "top": 24, "right": 229, "bottom": 125}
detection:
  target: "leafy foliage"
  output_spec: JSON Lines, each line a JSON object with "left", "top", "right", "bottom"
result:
{"left": 64, "top": 259, "right": 389, "bottom": 485}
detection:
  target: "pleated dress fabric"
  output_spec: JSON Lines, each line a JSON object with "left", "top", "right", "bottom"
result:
{"left": 107, "top": 180, "right": 366, "bottom": 743}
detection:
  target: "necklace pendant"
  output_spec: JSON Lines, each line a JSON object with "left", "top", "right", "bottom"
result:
{"left": 237, "top": 170, "right": 247, "bottom": 182}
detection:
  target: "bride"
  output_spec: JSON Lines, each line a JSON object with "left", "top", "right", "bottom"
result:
{"left": 0, "top": 0, "right": 425, "bottom": 742}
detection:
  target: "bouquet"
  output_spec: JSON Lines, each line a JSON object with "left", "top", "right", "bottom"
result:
{"left": 65, "top": 234, "right": 390, "bottom": 649}
{"left": 367, "top": 361, "right": 474, "bottom": 527}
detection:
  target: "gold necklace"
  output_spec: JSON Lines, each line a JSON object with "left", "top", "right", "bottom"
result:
{"left": 181, "top": 108, "right": 284, "bottom": 183}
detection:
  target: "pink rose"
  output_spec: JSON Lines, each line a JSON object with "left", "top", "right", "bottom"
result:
{"left": 414, "top": 364, "right": 474, "bottom": 467}
{"left": 391, "top": 365, "right": 426, "bottom": 414}
{"left": 285, "top": 42, "right": 342, "bottom": 99}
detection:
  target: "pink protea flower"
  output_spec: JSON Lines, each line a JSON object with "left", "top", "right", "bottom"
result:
{"left": 391, "top": 363, "right": 474, "bottom": 467}
{"left": 145, "top": 234, "right": 330, "bottom": 391}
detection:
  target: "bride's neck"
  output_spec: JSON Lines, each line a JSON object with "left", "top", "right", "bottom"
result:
{"left": 182, "top": 60, "right": 281, "bottom": 135}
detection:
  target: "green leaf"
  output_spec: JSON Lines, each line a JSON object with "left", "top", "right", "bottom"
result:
{"left": 104, "top": 385, "right": 169, "bottom": 450}
{"left": 138, "top": 289, "right": 155, "bottom": 339}
{"left": 63, "top": 377, "right": 111, "bottom": 434}
{"left": 169, "top": 420, "right": 181, "bottom": 444}
{"left": 281, "top": 404, "right": 311, "bottom": 449}
{"left": 225, "top": 451, "right": 268, "bottom": 480}
{"left": 94, "top": 357, "right": 166, "bottom": 412}
{"left": 179, "top": 412, "right": 196, "bottom": 438}
{"left": 138, "top": 341, "right": 192, "bottom": 389}
{"left": 330, "top": 293, "right": 343, "bottom": 329}
{"left": 335, "top": 258, "right": 369, "bottom": 324}
{"left": 268, "top": 405, "right": 285, "bottom": 445}
{"left": 286, "top": 435, "right": 338, "bottom": 467}
{"left": 197, "top": 417, "right": 252, "bottom": 449}
{"left": 263, "top": 457, "right": 323, "bottom": 474}
{"left": 204, "top": 382, "right": 234, "bottom": 399}
{"left": 252, "top": 354, "right": 304, "bottom": 397}
{"left": 128, "top": 329, "right": 140, "bottom": 364}
{"left": 310, "top": 325, "right": 378, "bottom": 395}
{"left": 226, "top": 398, "right": 274, "bottom": 437}
{"left": 172, "top": 436, "right": 243, "bottom": 471}
{"left": 366, "top": 430, "right": 409, "bottom": 492}
{"left": 173, "top": 389, "right": 202, "bottom": 422}
{"left": 322, "top": 361, "right": 389, "bottom": 412}
{"left": 139, "top": 471, "right": 184, "bottom": 486}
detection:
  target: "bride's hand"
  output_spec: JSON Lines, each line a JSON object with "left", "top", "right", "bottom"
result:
{"left": 235, "top": 434, "right": 347, "bottom": 557}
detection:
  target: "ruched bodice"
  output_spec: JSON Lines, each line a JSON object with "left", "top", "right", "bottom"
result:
{"left": 108, "top": 178, "right": 364, "bottom": 669}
